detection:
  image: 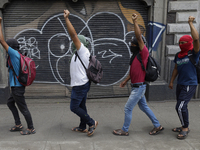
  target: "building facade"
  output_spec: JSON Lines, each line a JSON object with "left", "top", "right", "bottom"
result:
{"left": 0, "top": 0, "right": 199, "bottom": 103}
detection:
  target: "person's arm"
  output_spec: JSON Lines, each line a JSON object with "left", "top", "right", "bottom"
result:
{"left": 132, "top": 13, "right": 144, "bottom": 51}
{"left": 188, "top": 16, "right": 199, "bottom": 54}
{"left": 0, "top": 17, "right": 9, "bottom": 52}
{"left": 169, "top": 64, "right": 178, "bottom": 89}
{"left": 120, "top": 74, "right": 131, "bottom": 88}
{"left": 63, "top": 10, "right": 81, "bottom": 51}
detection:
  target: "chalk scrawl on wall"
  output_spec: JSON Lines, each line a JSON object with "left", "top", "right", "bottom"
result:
{"left": 13, "top": 12, "right": 166, "bottom": 87}
{"left": 14, "top": 12, "right": 132, "bottom": 86}
{"left": 5, "top": 0, "right": 165, "bottom": 88}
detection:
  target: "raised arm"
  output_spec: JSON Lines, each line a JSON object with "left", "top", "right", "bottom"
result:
{"left": 132, "top": 13, "right": 144, "bottom": 51}
{"left": 188, "top": 16, "right": 199, "bottom": 53}
{"left": 63, "top": 10, "right": 81, "bottom": 50}
{"left": 0, "top": 17, "right": 9, "bottom": 52}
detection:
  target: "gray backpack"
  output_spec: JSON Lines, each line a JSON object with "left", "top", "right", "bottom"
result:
{"left": 75, "top": 52, "right": 103, "bottom": 84}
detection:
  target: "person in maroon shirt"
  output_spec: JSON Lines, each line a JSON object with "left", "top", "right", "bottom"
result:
{"left": 113, "top": 13, "right": 164, "bottom": 136}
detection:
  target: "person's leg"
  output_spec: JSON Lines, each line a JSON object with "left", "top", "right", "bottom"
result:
{"left": 173, "top": 84, "right": 184, "bottom": 133}
{"left": 138, "top": 96, "right": 160, "bottom": 128}
{"left": 78, "top": 92, "right": 88, "bottom": 130}
{"left": 175, "top": 85, "right": 196, "bottom": 139}
{"left": 70, "top": 82, "right": 95, "bottom": 128}
{"left": 138, "top": 94, "right": 164, "bottom": 135}
{"left": 7, "top": 94, "right": 21, "bottom": 126}
{"left": 71, "top": 92, "right": 89, "bottom": 132}
{"left": 121, "top": 85, "right": 146, "bottom": 132}
{"left": 176, "top": 85, "right": 196, "bottom": 126}
{"left": 11, "top": 87, "right": 34, "bottom": 130}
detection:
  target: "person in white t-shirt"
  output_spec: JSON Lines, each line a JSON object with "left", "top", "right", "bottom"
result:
{"left": 64, "top": 10, "right": 98, "bottom": 137}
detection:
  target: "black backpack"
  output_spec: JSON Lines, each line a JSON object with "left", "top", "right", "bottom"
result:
{"left": 137, "top": 53, "right": 161, "bottom": 82}
{"left": 175, "top": 50, "right": 200, "bottom": 83}
{"left": 75, "top": 52, "right": 103, "bottom": 84}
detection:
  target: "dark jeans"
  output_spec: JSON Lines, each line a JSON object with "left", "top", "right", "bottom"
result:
{"left": 176, "top": 84, "right": 197, "bottom": 128}
{"left": 7, "top": 86, "right": 34, "bottom": 129}
{"left": 70, "top": 81, "right": 94, "bottom": 129}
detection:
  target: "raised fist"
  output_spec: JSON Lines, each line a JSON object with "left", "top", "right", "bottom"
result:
{"left": 188, "top": 16, "right": 195, "bottom": 23}
{"left": 64, "top": 10, "right": 70, "bottom": 18}
{"left": 132, "top": 13, "right": 138, "bottom": 22}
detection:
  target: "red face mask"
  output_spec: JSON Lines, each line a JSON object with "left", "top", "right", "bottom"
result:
{"left": 178, "top": 35, "right": 193, "bottom": 58}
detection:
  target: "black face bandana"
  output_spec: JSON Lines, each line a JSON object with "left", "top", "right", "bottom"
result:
{"left": 130, "top": 46, "right": 140, "bottom": 53}
{"left": 129, "top": 46, "right": 140, "bottom": 65}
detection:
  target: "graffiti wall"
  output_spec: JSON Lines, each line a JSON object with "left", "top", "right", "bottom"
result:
{"left": 3, "top": 0, "right": 165, "bottom": 97}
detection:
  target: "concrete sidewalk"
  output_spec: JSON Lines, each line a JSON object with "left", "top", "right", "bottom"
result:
{"left": 0, "top": 97, "right": 200, "bottom": 150}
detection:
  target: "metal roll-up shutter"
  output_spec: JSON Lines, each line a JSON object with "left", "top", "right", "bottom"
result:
{"left": 3, "top": 0, "right": 148, "bottom": 99}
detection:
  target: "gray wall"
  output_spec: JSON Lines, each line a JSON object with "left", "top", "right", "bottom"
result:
{"left": 0, "top": 0, "right": 199, "bottom": 102}
{"left": 0, "top": 0, "right": 10, "bottom": 104}
{"left": 166, "top": 0, "right": 200, "bottom": 99}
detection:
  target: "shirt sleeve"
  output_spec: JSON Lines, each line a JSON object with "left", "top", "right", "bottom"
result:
{"left": 7, "top": 47, "right": 21, "bottom": 73}
{"left": 140, "top": 45, "right": 149, "bottom": 60}
{"left": 8, "top": 47, "right": 19, "bottom": 58}
{"left": 77, "top": 43, "right": 86, "bottom": 55}
{"left": 193, "top": 50, "right": 200, "bottom": 62}
{"left": 174, "top": 56, "right": 176, "bottom": 64}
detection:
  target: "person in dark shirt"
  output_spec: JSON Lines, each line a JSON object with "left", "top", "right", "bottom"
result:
{"left": 169, "top": 16, "right": 200, "bottom": 139}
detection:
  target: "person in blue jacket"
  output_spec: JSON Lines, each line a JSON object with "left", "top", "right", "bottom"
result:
{"left": 169, "top": 16, "right": 200, "bottom": 139}
{"left": 0, "top": 17, "right": 36, "bottom": 135}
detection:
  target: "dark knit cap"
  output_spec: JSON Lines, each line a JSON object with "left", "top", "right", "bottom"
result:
{"left": 131, "top": 36, "right": 139, "bottom": 46}
{"left": 6, "top": 39, "right": 19, "bottom": 51}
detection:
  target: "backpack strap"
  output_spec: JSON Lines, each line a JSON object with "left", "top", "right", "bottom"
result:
{"left": 75, "top": 51, "right": 87, "bottom": 70}
{"left": 7, "top": 57, "right": 17, "bottom": 85}
{"left": 129, "top": 50, "right": 140, "bottom": 65}
{"left": 137, "top": 53, "right": 146, "bottom": 72}
{"left": 188, "top": 50, "right": 197, "bottom": 67}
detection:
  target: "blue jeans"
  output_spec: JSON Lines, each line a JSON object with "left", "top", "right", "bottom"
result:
{"left": 122, "top": 84, "right": 160, "bottom": 132}
{"left": 70, "top": 81, "right": 94, "bottom": 129}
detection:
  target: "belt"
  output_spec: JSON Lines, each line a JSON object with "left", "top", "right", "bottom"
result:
{"left": 131, "top": 82, "right": 145, "bottom": 88}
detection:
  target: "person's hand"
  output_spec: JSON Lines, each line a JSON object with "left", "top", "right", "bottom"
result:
{"left": 188, "top": 16, "right": 195, "bottom": 23}
{"left": 132, "top": 13, "right": 138, "bottom": 23}
{"left": 169, "top": 82, "right": 173, "bottom": 89}
{"left": 64, "top": 10, "right": 70, "bottom": 18}
{"left": 120, "top": 81, "right": 127, "bottom": 88}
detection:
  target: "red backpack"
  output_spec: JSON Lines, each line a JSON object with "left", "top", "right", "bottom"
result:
{"left": 8, "top": 52, "right": 36, "bottom": 86}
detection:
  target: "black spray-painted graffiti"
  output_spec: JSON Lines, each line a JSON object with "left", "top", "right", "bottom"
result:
{"left": 14, "top": 12, "right": 134, "bottom": 86}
